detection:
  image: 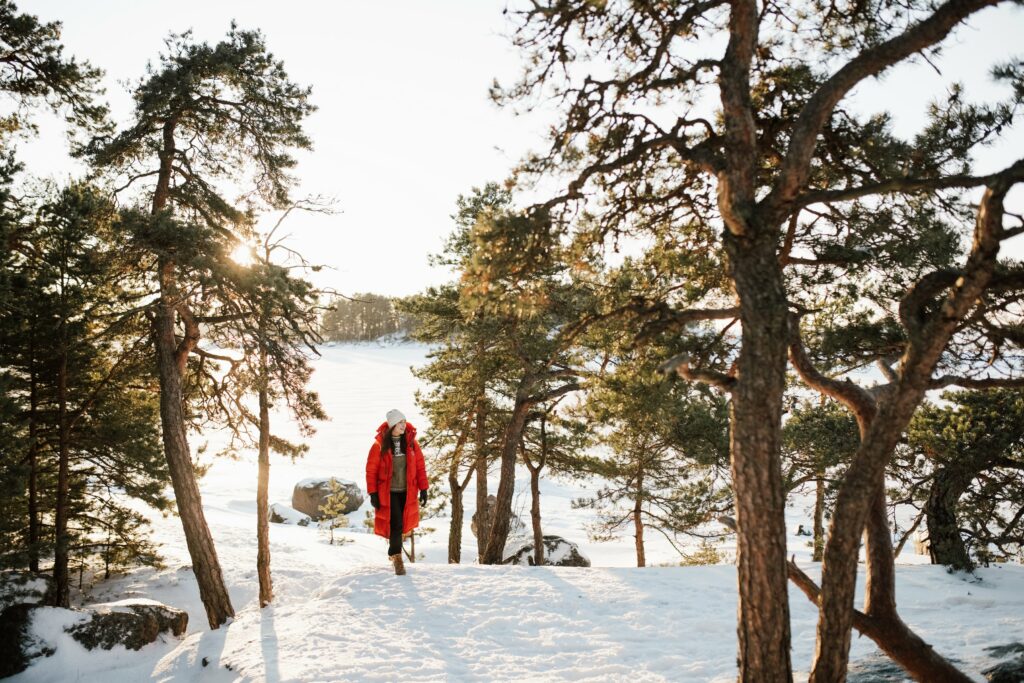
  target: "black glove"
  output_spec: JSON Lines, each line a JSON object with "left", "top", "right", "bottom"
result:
{"left": 370, "top": 492, "right": 380, "bottom": 510}
{"left": 419, "top": 489, "right": 428, "bottom": 506}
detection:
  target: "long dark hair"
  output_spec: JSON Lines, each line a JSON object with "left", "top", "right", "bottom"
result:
{"left": 380, "top": 429, "right": 407, "bottom": 456}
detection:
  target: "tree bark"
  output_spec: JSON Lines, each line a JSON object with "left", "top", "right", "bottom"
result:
{"left": 448, "top": 478, "right": 464, "bottom": 564}
{"left": 787, "top": 553, "right": 973, "bottom": 683}
{"left": 924, "top": 469, "right": 972, "bottom": 570}
{"left": 149, "top": 116, "right": 234, "bottom": 629}
{"left": 446, "top": 423, "right": 473, "bottom": 564}
{"left": 481, "top": 390, "right": 532, "bottom": 565}
{"left": 864, "top": 482, "right": 896, "bottom": 619}
{"left": 724, "top": 231, "right": 793, "bottom": 681}
{"left": 630, "top": 497, "right": 647, "bottom": 565}
{"left": 256, "top": 344, "right": 273, "bottom": 608}
{"left": 154, "top": 279, "right": 235, "bottom": 627}
{"left": 475, "top": 406, "right": 489, "bottom": 563}
{"left": 52, "top": 330, "right": 70, "bottom": 608}
{"left": 27, "top": 369, "right": 40, "bottom": 574}
{"left": 529, "top": 463, "right": 543, "bottom": 565}
{"left": 813, "top": 467, "right": 825, "bottom": 563}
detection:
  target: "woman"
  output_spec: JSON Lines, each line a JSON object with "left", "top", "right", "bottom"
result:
{"left": 365, "top": 409, "right": 429, "bottom": 575}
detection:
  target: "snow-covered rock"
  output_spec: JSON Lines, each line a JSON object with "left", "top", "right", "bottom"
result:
{"left": 0, "top": 570, "right": 55, "bottom": 611}
{"left": 67, "top": 599, "right": 188, "bottom": 651}
{"left": 269, "top": 502, "right": 312, "bottom": 526}
{"left": 982, "top": 642, "right": 1024, "bottom": 683}
{"left": 0, "top": 599, "right": 186, "bottom": 677}
{"left": 502, "top": 535, "right": 591, "bottom": 567}
{"left": 291, "top": 477, "right": 364, "bottom": 519}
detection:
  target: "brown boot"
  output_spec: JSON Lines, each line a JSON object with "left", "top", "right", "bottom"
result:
{"left": 389, "top": 553, "right": 406, "bottom": 576}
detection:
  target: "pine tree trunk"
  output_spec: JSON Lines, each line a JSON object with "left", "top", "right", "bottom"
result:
{"left": 725, "top": 233, "right": 793, "bottom": 681}
{"left": 924, "top": 469, "right": 971, "bottom": 571}
{"left": 448, "top": 460, "right": 464, "bottom": 564}
{"left": 481, "top": 394, "right": 531, "bottom": 564}
{"left": 813, "top": 469, "right": 825, "bottom": 563}
{"left": 812, "top": 399, "right": 930, "bottom": 682}
{"left": 529, "top": 464, "right": 543, "bottom": 566}
{"left": 256, "top": 345, "right": 273, "bottom": 607}
{"left": 861, "top": 490, "right": 973, "bottom": 681}
{"left": 149, "top": 119, "right": 234, "bottom": 629}
{"left": 634, "top": 462, "right": 646, "bottom": 567}
{"left": 52, "top": 337, "right": 71, "bottom": 608}
{"left": 864, "top": 483, "right": 896, "bottom": 618}
{"left": 634, "top": 498, "right": 646, "bottom": 568}
{"left": 27, "top": 370, "right": 40, "bottom": 574}
{"left": 154, "top": 261, "right": 235, "bottom": 629}
{"left": 475, "top": 407, "right": 489, "bottom": 563}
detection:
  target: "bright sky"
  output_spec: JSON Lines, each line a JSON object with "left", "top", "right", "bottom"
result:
{"left": 18, "top": 1, "right": 1024, "bottom": 296}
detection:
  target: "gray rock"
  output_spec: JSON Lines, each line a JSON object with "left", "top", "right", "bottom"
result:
{"left": 502, "top": 535, "right": 591, "bottom": 567}
{"left": 471, "top": 494, "right": 526, "bottom": 539}
{"left": 66, "top": 601, "right": 188, "bottom": 651}
{"left": 291, "top": 477, "right": 364, "bottom": 520}
{"left": 0, "top": 571, "right": 55, "bottom": 611}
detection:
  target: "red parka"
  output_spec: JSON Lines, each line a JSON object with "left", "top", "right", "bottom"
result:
{"left": 365, "top": 421, "right": 429, "bottom": 538}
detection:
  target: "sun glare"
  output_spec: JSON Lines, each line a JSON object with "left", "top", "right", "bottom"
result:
{"left": 230, "top": 243, "right": 255, "bottom": 266}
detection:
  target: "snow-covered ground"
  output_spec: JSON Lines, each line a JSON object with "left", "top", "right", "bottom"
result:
{"left": 10, "top": 343, "right": 1024, "bottom": 682}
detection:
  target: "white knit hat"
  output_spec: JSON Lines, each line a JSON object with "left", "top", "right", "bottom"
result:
{"left": 386, "top": 409, "right": 406, "bottom": 428}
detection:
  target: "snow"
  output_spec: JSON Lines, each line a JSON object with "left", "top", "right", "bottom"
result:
{"left": 294, "top": 476, "right": 355, "bottom": 489}
{"left": 8, "top": 342, "right": 1024, "bottom": 682}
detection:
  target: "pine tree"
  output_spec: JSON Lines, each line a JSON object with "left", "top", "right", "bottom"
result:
{"left": 318, "top": 479, "right": 350, "bottom": 546}
{"left": 0, "top": 184, "right": 168, "bottom": 602}
{"left": 782, "top": 400, "right": 859, "bottom": 562}
{"left": 81, "top": 26, "right": 314, "bottom": 629}
{"left": 898, "top": 390, "right": 1024, "bottom": 569}
{"left": 495, "top": 3, "right": 1024, "bottom": 679}
{"left": 576, "top": 338, "right": 730, "bottom": 567}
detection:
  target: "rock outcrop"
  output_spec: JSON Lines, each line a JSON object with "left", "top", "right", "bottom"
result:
{"left": 502, "top": 535, "right": 591, "bottom": 567}
{"left": 291, "top": 478, "right": 364, "bottom": 520}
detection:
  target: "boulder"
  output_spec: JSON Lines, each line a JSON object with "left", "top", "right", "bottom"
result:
{"left": 269, "top": 502, "right": 312, "bottom": 526}
{"left": 0, "top": 599, "right": 186, "bottom": 676}
{"left": 0, "top": 570, "right": 55, "bottom": 611}
{"left": 502, "top": 535, "right": 591, "bottom": 567}
{"left": 66, "top": 600, "right": 188, "bottom": 651}
{"left": 471, "top": 494, "right": 526, "bottom": 539}
{"left": 292, "top": 477, "right": 364, "bottom": 520}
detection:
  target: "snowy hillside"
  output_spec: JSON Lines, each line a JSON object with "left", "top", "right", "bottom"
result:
{"left": 10, "top": 343, "right": 1024, "bottom": 682}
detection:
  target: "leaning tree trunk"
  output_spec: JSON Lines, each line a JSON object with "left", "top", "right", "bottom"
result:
{"left": 924, "top": 469, "right": 972, "bottom": 571}
{"left": 149, "top": 118, "right": 234, "bottom": 629}
{"left": 154, "top": 261, "right": 235, "bottom": 628}
{"left": 862, "top": 483, "right": 972, "bottom": 681}
{"left": 481, "top": 394, "right": 532, "bottom": 565}
{"left": 725, "top": 232, "right": 793, "bottom": 681}
{"left": 256, "top": 343, "right": 273, "bottom": 608}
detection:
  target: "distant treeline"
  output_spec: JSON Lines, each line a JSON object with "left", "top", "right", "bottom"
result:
{"left": 320, "top": 293, "right": 417, "bottom": 342}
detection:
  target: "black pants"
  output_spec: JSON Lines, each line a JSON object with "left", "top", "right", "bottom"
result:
{"left": 388, "top": 491, "right": 406, "bottom": 556}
